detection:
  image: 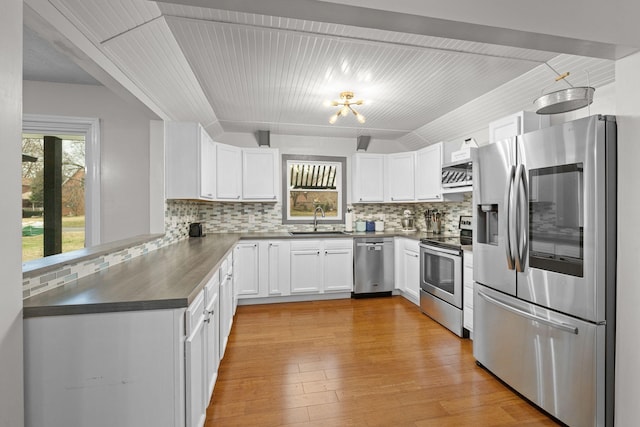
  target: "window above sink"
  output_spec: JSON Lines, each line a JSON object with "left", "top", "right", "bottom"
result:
{"left": 282, "top": 155, "right": 346, "bottom": 225}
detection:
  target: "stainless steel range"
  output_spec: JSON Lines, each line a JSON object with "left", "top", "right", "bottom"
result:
{"left": 419, "top": 216, "right": 472, "bottom": 337}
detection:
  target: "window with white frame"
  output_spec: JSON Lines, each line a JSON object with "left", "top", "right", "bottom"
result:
{"left": 21, "top": 114, "right": 100, "bottom": 261}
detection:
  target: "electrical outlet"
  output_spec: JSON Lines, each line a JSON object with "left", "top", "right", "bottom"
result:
{"left": 248, "top": 214, "right": 255, "bottom": 223}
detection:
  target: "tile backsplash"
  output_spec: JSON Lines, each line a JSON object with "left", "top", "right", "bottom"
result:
{"left": 23, "top": 200, "right": 200, "bottom": 299}
{"left": 23, "top": 194, "right": 471, "bottom": 299}
{"left": 197, "top": 193, "right": 472, "bottom": 235}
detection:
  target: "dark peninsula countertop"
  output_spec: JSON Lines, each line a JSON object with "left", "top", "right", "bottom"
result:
{"left": 23, "top": 230, "right": 427, "bottom": 318}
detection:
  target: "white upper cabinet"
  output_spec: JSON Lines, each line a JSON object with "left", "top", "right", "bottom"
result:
{"left": 215, "top": 143, "right": 242, "bottom": 200}
{"left": 165, "top": 122, "right": 216, "bottom": 200}
{"left": 415, "top": 143, "right": 443, "bottom": 202}
{"left": 242, "top": 148, "right": 279, "bottom": 201}
{"left": 386, "top": 152, "right": 416, "bottom": 202}
{"left": 352, "top": 153, "right": 385, "bottom": 203}
{"left": 489, "top": 111, "right": 550, "bottom": 143}
{"left": 200, "top": 130, "right": 216, "bottom": 200}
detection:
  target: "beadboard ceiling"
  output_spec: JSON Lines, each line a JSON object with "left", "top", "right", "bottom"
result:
{"left": 25, "top": 0, "right": 619, "bottom": 146}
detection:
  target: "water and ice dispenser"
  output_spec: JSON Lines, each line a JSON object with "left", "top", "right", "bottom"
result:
{"left": 477, "top": 204, "right": 499, "bottom": 245}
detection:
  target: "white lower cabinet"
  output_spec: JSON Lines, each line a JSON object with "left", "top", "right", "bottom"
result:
{"left": 322, "top": 240, "right": 354, "bottom": 292}
{"left": 265, "top": 240, "right": 291, "bottom": 296}
{"left": 235, "top": 240, "right": 291, "bottom": 299}
{"left": 395, "top": 238, "right": 420, "bottom": 305}
{"left": 463, "top": 250, "right": 474, "bottom": 337}
{"left": 24, "top": 252, "right": 237, "bottom": 427}
{"left": 185, "top": 291, "right": 207, "bottom": 427}
{"left": 220, "top": 254, "right": 234, "bottom": 359}
{"left": 24, "top": 309, "right": 186, "bottom": 427}
{"left": 290, "top": 240, "right": 323, "bottom": 293}
{"left": 290, "top": 239, "right": 353, "bottom": 294}
{"left": 204, "top": 272, "right": 220, "bottom": 402}
{"left": 234, "top": 241, "right": 260, "bottom": 297}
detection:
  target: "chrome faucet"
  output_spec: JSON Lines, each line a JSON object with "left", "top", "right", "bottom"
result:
{"left": 313, "top": 206, "right": 325, "bottom": 231}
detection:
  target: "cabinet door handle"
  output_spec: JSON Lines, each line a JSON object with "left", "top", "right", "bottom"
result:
{"left": 317, "top": 251, "right": 320, "bottom": 255}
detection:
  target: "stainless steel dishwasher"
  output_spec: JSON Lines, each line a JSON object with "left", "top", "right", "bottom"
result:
{"left": 353, "top": 237, "right": 394, "bottom": 296}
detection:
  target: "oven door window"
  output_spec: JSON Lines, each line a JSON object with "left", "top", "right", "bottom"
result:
{"left": 422, "top": 250, "right": 455, "bottom": 294}
{"left": 529, "top": 163, "right": 583, "bottom": 277}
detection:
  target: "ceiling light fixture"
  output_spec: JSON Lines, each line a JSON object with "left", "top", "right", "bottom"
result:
{"left": 326, "top": 91, "right": 366, "bottom": 124}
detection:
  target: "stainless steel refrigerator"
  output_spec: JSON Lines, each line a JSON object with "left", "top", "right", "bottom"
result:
{"left": 473, "top": 115, "right": 616, "bottom": 427}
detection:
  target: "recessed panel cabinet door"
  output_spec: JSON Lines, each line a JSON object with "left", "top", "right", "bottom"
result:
{"left": 403, "top": 246, "right": 420, "bottom": 301}
{"left": 386, "top": 152, "right": 416, "bottom": 201}
{"left": 204, "top": 275, "right": 220, "bottom": 401}
{"left": 242, "top": 148, "right": 279, "bottom": 201}
{"left": 234, "top": 242, "right": 260, "bottom": 297}
{"left": 216, "top": 143, "right": 242, "bottom": 200}
{"left": 352, "top": 153, "right": 385, "bottom": 202}
{"left": 185, "top": 292, "right": 207, "bottom": 427}
{"left": 199, "top": 127, "right": 216, "bottom": 199}
{"left": 415, "top": 143, "right": 442, "bottom": 201}
{"left": 323, "top": 247, "right": 353, "bottom": 292}
{"left": 267, "top": 241, "right": 291, "bottom": 296}
{"left": 290, "top": 244, "right": 323, "bottom": 293}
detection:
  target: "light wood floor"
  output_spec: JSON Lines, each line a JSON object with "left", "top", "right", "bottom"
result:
{"left": 206, "top": 296, "right": 559, "bottom": 426}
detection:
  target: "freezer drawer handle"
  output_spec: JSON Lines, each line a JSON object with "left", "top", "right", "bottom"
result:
{"left": 478, "top": 291, "right": 579, "bottom": 335}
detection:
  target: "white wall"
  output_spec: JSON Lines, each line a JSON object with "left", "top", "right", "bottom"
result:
{"left": 614, "top": 52, "right": 640, "bottom": 426}
{"left": 0, "top": 1, "right": 24, "bottom": 426}
{"left": 23, "top": 81, "right": 159, "bottom": 243}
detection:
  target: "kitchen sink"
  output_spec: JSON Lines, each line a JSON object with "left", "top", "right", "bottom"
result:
{"left": 288, "top": 231, "right": 350, "bottom": 236}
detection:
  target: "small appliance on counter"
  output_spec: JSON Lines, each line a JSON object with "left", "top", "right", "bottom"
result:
{"left": 188, "top": 222, "right": 205, "bottom": 237}
{"left": 401, "top": 210, "right": 415, "bottom": 231}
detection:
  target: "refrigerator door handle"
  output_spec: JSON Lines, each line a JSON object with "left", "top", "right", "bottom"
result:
{"left": 514, "top": 164, "right": 528, "bottom": 272}
{"left": 477, "top": 291, "right": 579, "bottom": 334}
{"left": 504, "top": 165, "right": 516, "bottom": 270}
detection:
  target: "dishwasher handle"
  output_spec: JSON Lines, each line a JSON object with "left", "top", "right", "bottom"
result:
{"left": 357, "top": 242, "right": 388, "bottom": 247}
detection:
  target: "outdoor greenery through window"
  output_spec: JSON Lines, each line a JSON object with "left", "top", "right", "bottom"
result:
{"left": 282, "top": 155, "right": 346, "bottom": 225}
{"left": 22, "top": 134, "right": 86, "bottom": 261}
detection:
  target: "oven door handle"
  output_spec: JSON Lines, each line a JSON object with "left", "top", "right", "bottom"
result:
{"left": 478, "top": 291, "right": 578, "bottom": 335}
{"left": 420, "top": 245, "right": 461, "bottom": 257}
